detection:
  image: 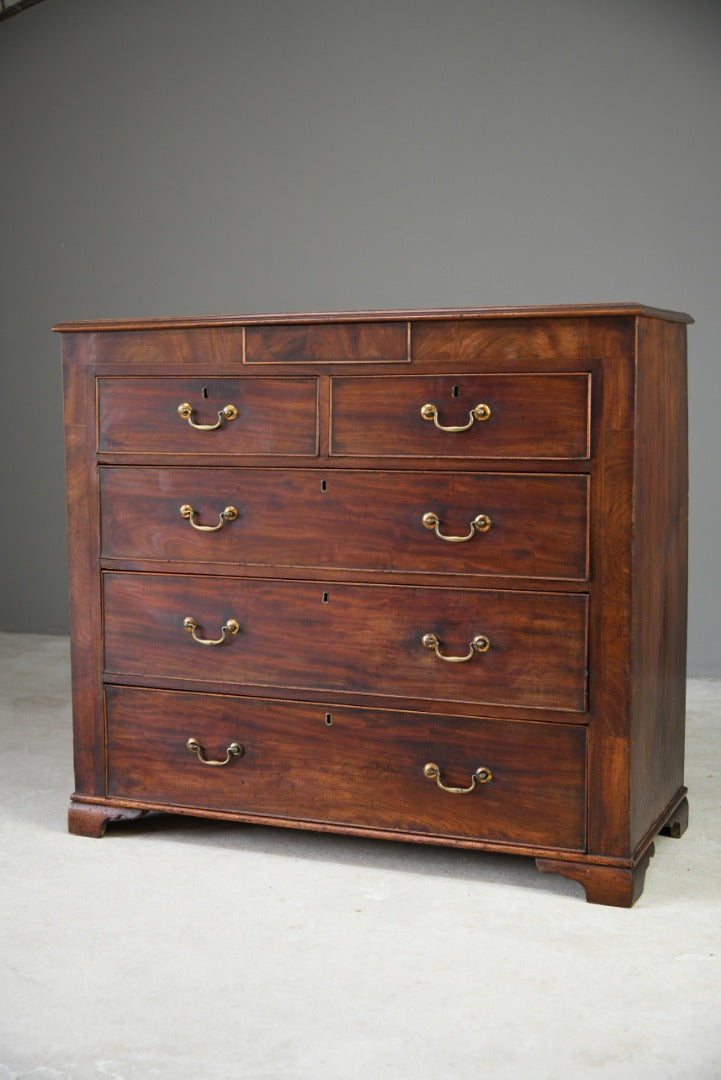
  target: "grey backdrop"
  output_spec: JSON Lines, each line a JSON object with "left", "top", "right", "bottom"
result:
{"left": 1, "top": 0, "right": 719, "bottom": 674}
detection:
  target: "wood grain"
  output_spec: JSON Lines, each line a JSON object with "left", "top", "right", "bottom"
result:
{"left": 536, "top": 844, "right": 654, "bottom": 907}
{"left": 629, "top": 319, "right": 688, "bottom": 848}
{"left": 245, "top": 321, "right": 408, "bottom": 363}
{"left": 585, "top": 357, "right": 636, "bottom": 856}
{"left": 106, "top": 686, "right": 587, "bottom": 850}
{"left": 102, "top": 573, "right": 589, "bottom": 712}
{"left": 62, "top": 339, "right": 106, "bottom": 795}
{"left": 97, "top": 376, "right": 319, "bottom": 455}
{"left": 330, "top": 374, "right": 590, "bottom": 458}
{"left": 53, "top": 302, "right": 693, "bottom": 334}
{"left": 412, "top": 316, "right": 635, "bottom": 364}
{"left": 58, "top": 304, "right": 690, "bottom": 906}
{"left": 67, "top": 800, "right": 146, "bottom": 838}
{"left": 99, "top": 466, "right": 589, "bottom": 581}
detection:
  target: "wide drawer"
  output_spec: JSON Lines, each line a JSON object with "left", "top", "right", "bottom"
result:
{"left": 330, "top": 373, "right": 590, "bottom": 458}
{"left": 100, "top": 467, "right": 590, "bottom": 580}
{"left": 105, "top": 686, "right": 587, "bottom": 850}
{"left": 97, "top": 377, "right": 318, "bottom": 455}
{"left": 103, "top": 573, "right": 588, "bottom": 712}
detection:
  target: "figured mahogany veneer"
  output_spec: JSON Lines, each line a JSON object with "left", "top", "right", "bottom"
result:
{"left": 105, "top": 686, "right": 587, "bottom": 850}
{"left": 102, "top": 572, "right": 588, "bottom": 712}
{"left": 58, "top": 303, "right": 691, "bottom": 906}
{"left": 330, "top": 373, "right": 590, "bottom": 458}
{"left": 245, "top": 320, "right": 409, "bottom": 364}
{"left": 99, "top": 466, "right": 590, "bottom": 580}
{"left": 98, "top": 376, "right": 319, "bottom": 455}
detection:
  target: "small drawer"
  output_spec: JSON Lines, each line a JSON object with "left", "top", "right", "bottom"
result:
{"left": 100, "top": 467, "right": 589, "bottom": 581}
{"left": 97, "top": 377, "right": 318, "bottom": 456}
{"left": 103, "top": 573, "right": 588, "bottom": 712}
{"left": 106, "top": 686, "right": 587, "bottom": 850}
{"left": 245, "top": 321, "right": 408, "bottom": 363}
{"left": 330, "top": 373, "right": 590, "bottom": 458}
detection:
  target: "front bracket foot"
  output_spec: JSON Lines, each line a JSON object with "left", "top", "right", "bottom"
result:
{"left": 68, "top": 800, "right": 147, "bottom": 838}
{"left": 535, "top": 845, "right": 655, "bottom": 907}
{"left": 660, "top": 795, "right": 689, "bottom": 839}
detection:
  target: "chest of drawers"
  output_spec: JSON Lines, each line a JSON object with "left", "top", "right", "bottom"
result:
{"left": 57, "top": 303, "right": 691, "bottom": 906}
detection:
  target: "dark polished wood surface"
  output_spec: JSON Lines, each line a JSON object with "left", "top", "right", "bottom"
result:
{"left": 103, "top": 572, "right": 588, "bottom": 712}
{"left": 330, "top": 374, "right": 590, "bottom": 458}
{"left": 105, "top": 686, "right": 587, "bottom": 850}
{"left": 60, "top": 304, "right": 690, "bottom": 906}
{"left": 98, "top": 376, "right": 319, "bottom": 455}
{"left": 99, "top": 466, "right": 589, "bottom": 580}
{"left": 246, "top": 321, "right": 408, "bottom": 363}
{"left": 53, "top": 301, "right": 693, "bottom": 333}
{"left": 629, "top": 319, "right": 688, "bottom": 848}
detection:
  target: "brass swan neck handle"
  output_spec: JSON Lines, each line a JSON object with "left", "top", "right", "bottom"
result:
{"left": 422, "top": 632, "right": 490, "bottom": 662}
{"left": 423, "top": 762, "right": 493, "bottom": 793}
{"left": 420, "top": 402, "right": 491, "bottom": 432}
{"left": 177, "top": 402, "right": 238, "bottom": 431}
{"left": 422, "top": 511, "right": 491, "bottom": 542}
{"left": 183, "top": 616, "right": 240, "bottom": 646}
{"left": 180, "top": 504, "right": 239, "bottom": 532}
{"left": 186, "top": 738, "right": 244, "bottom": 766}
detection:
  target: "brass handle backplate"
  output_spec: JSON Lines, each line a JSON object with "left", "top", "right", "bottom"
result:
{"left": 422, "top": 632, "right": 490, "bottom": 662}
{"left": 423, "top": 762, "right": 493, "bottom": 793}
{"left": 183, "top": 616, "right": 240, "bottom": 646}
{"left": 422, "top": 511, "right": 492, "bottom": 542}
{"left": 186, "top": 737, "right": 244, "bottom": 767}
{"left": 177, "top": 402, "right": 238, "bottom": 431}
{"left": 180, "top": 504, "right": 239, "bottom": 532}
{"left": 420, "top": 402, "right": 491, "bottom": 432}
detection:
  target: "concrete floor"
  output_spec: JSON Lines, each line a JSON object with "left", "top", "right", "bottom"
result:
{"left": 0, "top": 632, "right": 719, "bottom": 1080}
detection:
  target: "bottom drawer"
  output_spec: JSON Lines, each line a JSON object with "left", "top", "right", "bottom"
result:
{"left": 106, "top": 686, "right": 587, "bottom": 851}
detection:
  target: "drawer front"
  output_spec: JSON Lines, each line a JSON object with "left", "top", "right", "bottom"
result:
{"left": 245, "top": 321, "right": 408, "bottom": 363}
{"left": 330, "top": 374, "right": 590, "bottom": 458}
{"left": 100, "top": 467, "right": 589, "bottom": 581}
{"left": 103, "top": 573, "right": 588, "bottom": 712}
{"left": 106, "top": 686, "right": 587, "bottom": 850}
{"left": 410, "top": 317, "right": 634, "bottom": 363}
{"left": 97, "top": 377, "right": 318, "bottom": 455}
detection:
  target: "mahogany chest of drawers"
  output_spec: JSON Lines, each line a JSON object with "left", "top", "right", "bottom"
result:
{"left": 57, "top": 303, "right": 691, "bottom": 906}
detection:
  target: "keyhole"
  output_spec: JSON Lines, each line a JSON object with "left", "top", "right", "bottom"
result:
{"left": 201, "top": 387, "right": 209, "bottom": 399}
{"left": 452, "top": 384, "right": 459, "bottom": 398}
{"left": 324, "top": 713, "right": 333, "bottom": 726}
{"left": 322, "top": 591, "right": 329, "bottom": 604}
{"left": 321, "top": 479, "right": 327, "bottom": 492}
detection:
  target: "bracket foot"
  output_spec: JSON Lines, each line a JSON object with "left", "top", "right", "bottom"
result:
{"left": 536, "top": 845, "right": 655, "bottom": 907}
{"left": 660, "top": 795, "right": 689, "bottom": 839}
{"left": 68, "top": 800, "right": 147, "bottom": 838}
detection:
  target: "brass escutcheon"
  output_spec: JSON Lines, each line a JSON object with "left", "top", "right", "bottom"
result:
{"left": 177, "top": 402, "right": 238, "bottom": 430}
{"left": 423, "top": 762, "right": 493, "bottom": 793}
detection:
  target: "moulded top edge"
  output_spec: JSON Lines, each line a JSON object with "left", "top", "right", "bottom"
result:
{"left": 52, "top": 302, "right": 693, "bottom": 333}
